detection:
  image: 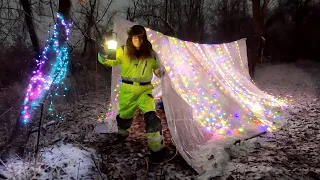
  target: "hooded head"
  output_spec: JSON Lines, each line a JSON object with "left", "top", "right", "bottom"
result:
{"left": 126, "top": 25, "right": 153, "bottom": 60}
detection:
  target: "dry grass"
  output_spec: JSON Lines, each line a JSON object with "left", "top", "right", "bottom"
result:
{"left": 0, "top": 84, "right": 25, "bottom": 148}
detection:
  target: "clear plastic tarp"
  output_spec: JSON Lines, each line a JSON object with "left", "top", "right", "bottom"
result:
{"left": 103, "top": 19, "right": 286, "bottom": 178}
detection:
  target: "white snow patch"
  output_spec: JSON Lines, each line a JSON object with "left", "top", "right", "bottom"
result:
{"left": 0, "top": 143, "right": 97, "bottom": 179}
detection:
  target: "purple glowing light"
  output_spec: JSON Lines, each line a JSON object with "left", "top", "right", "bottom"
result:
{"left": 24, "top": 114, "right": 30, "bottom": 119}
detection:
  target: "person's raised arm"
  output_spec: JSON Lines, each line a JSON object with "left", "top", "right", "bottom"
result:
{"left": 98, "top": 47, "right": 123, "bottom": 67}
{"left": 97, "top": 32, "right": 123, "bottom": 67}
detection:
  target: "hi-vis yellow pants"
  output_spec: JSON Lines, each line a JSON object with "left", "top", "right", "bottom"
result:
{"left": 116, "top": 82, "right": 164, "bottom": 152}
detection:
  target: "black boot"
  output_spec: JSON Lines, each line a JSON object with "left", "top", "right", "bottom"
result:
{"left": 144, "top": 111, "right": 162, "bottom": 133}
{"left": 113, "top": 115, "right": 133, "bottom": 143}
{"left": 148, "top": 146, "right": 177, "bottom": 164}
{"left": 144, "top": 111, "right": 170, "bottom": 163}
{"left": 148, "top": 147, "right": 168, "bottom": 164}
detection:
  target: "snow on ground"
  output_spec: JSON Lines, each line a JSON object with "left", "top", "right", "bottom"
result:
{"left": 0, "top": 60, "right": 319, "bottom": 180}
{"left": 0, "top": 143, "right": 97, "bottom": 179}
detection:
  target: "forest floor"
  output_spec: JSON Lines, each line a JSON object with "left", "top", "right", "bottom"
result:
{"left": 0, "top": 59, "right": 320, "bottom": 180}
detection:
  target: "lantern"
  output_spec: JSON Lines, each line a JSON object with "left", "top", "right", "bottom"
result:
{"left": 104, "top": 32, "right": 117, "bottom": 50}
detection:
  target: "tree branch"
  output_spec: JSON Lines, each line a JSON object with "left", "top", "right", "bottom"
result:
{"left": 0, "top": 11, "right": 23, "bottom": 46}
{"left": 96, "top": 0, "right": 113, "bottom": 24}
{"left": 136, "top": 13, "right": 177, "bottom": 37}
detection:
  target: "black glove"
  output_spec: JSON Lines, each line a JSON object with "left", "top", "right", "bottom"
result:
{"left": 107, "top": 50, "right": 116, "bottom": 60}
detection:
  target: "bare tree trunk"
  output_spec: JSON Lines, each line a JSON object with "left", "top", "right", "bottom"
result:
{"left": 126, "top": 7, "right": 131, "bottom": 21}
{"left": 81, "top": 0, "right": 97, "bottom": 57}
{"left": 165, "top": 0, "right": 168, "bottom": 21}
{"left": 19, "top": 0, "right": 40, "bottom": 57}
{"left": 169, "top": 0, "right": 173, "bottom": 25}
{"left": 58, "top": 0, "right": 72, "bottom": 20}
{"left": 294, "top": 0, "right": 311, "bottom": 60}
{"left": 126, "top": 0, "right": 138, "bottom": 22}
{"left": 251, "top": 0, "right": 268, "bottom": 78}
{"left": 259, "top": 0, "right": 268, "bottom": 62}
{"left": 252, "top": 0, "right": 263, "bottom": 36}
{"left": 57, "top": 0, "right": 71, "bottom": 48}
{"left": 82, "top": 1, "right": 92, "bottom": 56}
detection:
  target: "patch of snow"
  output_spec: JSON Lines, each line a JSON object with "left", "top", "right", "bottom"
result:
{"left": 0, "top": 143, "right": 98, "bottom": 179}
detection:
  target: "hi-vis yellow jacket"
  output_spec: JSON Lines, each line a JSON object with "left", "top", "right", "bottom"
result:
{"left": 98, "top": 46, "right": 160, "bottom": 83}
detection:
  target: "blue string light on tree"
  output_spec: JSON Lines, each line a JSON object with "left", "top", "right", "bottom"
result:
{"left": 21, "top": 13, "right": 72, "bottom": 124}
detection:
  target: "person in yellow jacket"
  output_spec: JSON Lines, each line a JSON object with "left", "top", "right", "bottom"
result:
{"left": 98, "top": 25, "right": 166, "bottom": 158}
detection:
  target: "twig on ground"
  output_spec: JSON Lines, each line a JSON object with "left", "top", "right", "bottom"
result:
{"left": 90, "top": 154, "right": 104, "bottom": 180}
{"left": 0, "top": 172, "right": 7, "bottom": 179}
{"left": 160, "top": 164, "right": 165, "bottom": 180}
{"left": 0, "top": 88, "right": 9, "bottom": 92}
{"left": 48, "top": 138, "right": 62, "bottom": 146}
{"left": 120, "top": 173, "right": 125, "bottom": 180}
{"left": 104, "top": 153, "right": 111, "bottom": 180}
{"left": 77, "top": 162, "right": 80, "bottom": 180}
{"left": 95, "top": 152, "right": 105, "bottom": 180}
{"left": 100, "top": 153, "right": 104, "bottom": 169}
{"left": 55, "top": 166, "right": 61, "bottom": 179}
{"left": 234, "top": 132, "right": 266, "bottom": 145}
{"left": 29, "top": 120, "right": 57, "bottom": 135}
{"left": 0, "top": 158, "right": 7, "bottom": 168}
{"left": 143, "top": 158, "right": 149, "bottom": 180}
{"left": 244, "top": 153, "right": 249, "bottom": 179}
{"left": 14, "top": 154, "right": 24, "bottom": 177}
{"left": 0, "top": 106, "right": 13, "bottom": 118}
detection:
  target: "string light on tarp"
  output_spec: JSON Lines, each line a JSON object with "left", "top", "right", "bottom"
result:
{"left": 144, "top": 28, "right": 288, "bottom": 137}
{"left": 21, "top": 13, "right": 72, "bottom": 124}
{"left": 192, "top": 43, "right": 274, "bottom": 109}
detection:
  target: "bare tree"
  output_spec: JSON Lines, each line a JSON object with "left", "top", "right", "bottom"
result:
{"left": 72, "top": 0, "right": 115, "bottom": 56}
{"left": 126, "top": 0, "right": 139, "bottom": 22}
{"left": 292, "top": 0, "right": 313, "bottom": 59}
{"left": 180, "top": 0, "right": 205, "bottom": 42}
{"left": 0, "top": 0, "right": 25, "bottom": 48}
{"left": 250, "top": 0, "right": 269, "bottom": 78}
{"left": 262, "top": 0, "right": 319, "bottom": 62}
{"left": 19, "top": 0, "right": 40, "bottom": 57}
{"left": 210, "top": 0, "right": 250, "bottom": 43}
{"left": 124, "top": 0, "right": 210, "bottom": 41}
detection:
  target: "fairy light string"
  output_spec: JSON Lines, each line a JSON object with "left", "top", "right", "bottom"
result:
{"left": 191, "top": 43, "right": 274, "bottom": 127}
{"left": 21, "top": 13, "right": 72, "bottom": 124}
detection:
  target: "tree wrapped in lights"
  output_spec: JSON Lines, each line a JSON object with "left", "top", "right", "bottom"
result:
{"left": 101, "top": 19, "right": 288, "bottom": 177}
{"left": 20, "top": 13, "right": 72, "bottom": 124}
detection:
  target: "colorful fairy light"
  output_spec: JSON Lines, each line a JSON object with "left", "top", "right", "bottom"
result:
{"left": 21, "top": 13, "right": 72, "bottom": 124}
{"left": 103, "top": 26, "right": 288, "bottom": 139}
{"left": 154, "top": 31, "right": 286, "bottom": 136}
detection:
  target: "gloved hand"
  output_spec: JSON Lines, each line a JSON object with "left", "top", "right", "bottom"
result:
{"left": 99, "top": 32, "right": 116, "bottom": 60}
{"left": 154, "top": 68, "right": 165, "bottom": 78}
